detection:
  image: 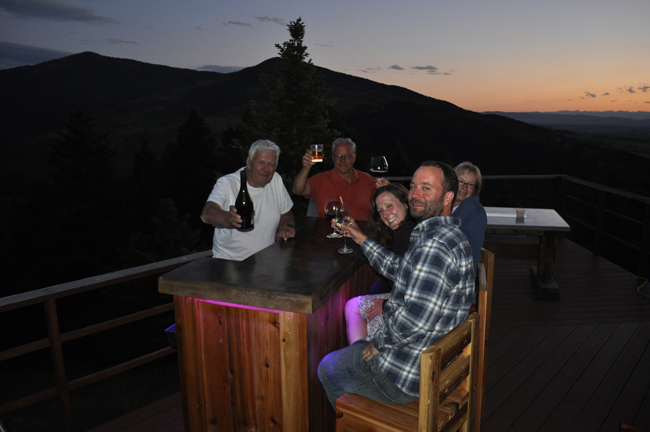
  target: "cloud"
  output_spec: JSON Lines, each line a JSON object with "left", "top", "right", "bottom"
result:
{"left": 0, "top": 0, "right": 116, "bottom": 23}
{"left": 224, "top": 21, "right": 251, "bottom": 27}
{"left": 256, "top": 16, "right": 286, "bottom": 26}
{"left": 412, "top": 65, "right": 440, "bottom": 74}
{"left": 0, "top": 41, "right": 70, "bottom": 69}
{"left": 639, "top": 84, "right": 649, "bottom": 93}
{"left": 585, "top": 92, "right": 596, "bottom": 98}
{"left": 645, "top": 101, "right": 650, "bottom": 104}
{"left": 388, "top": 65, "right": 404, "bottom": 71}
{"left": 107, "top": 39, "right": 137, "bottom": 46}
{"left": 197, "top": 65, "right": 244, "bottom": 73}
{"left": 358, "top": 67, "right": 381, "bottom": 73}
{"left": 617, "top": 86, "right": 636, "bottom": 94}
{"left": 314, "top": 43, "right": 334, "bottom": 48}
{"left": 602, "top": 92, "right": 610, "bottom": 96}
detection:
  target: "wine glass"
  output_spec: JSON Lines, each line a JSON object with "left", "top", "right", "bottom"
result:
{"left": 324, "top": 196, "right": 343, "bottom": 238}
{"left": 370, "top": 156, "right": 389, "bottom": 174}
{"left": 337, "top": 204, "right": 354, "bottom": 254}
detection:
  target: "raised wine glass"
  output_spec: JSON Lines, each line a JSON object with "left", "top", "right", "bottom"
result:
{"left": 337, "top": 204, "right": 354, "bottom": 254}
{"left": 369, "top": 156, "right": 389, "bottom": 175}
{"left": 324, "top": 196, "right": 343, "bottom": 238}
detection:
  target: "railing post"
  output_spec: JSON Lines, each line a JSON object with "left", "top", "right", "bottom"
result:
{"left": 553, "top": 176, "right": 567, "bottom": 217}
{"left": 640, "top": 203, "right": 650, "bottom": 278}
{"left": 593, "top": 190, "right": 607, "bottom": 256}
{"left": 45, "top": 299, "right": 74, "bottom": 432}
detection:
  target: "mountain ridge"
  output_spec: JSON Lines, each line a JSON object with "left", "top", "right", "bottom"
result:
{"left": 1, "top": 52, "right": 649, "bottom": 198}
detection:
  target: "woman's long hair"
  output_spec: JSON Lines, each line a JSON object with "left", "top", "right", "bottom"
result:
{"left": 366, "top": 183, "right": 411, "bottom": 249}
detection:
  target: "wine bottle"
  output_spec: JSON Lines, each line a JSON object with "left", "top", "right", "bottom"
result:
{"left": 235, "top": 169, "right": 254, "bottom": 231}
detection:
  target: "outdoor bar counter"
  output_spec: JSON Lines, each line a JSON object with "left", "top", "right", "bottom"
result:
{"left": 159, "top": 217, "right": 375, "bottom": 432}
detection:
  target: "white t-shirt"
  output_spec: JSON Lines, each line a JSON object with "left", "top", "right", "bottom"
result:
{"left": 207, "top": 167, "right": 293, "bottom": 261}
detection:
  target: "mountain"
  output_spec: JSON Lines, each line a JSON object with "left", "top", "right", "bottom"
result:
{"left": 483, "top": 111, "right": 650, "bottom": 128}
{"left": 1, "top": 52, "right": 649, "bottom": 198}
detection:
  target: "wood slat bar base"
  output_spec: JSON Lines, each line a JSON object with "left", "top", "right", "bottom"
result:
{"left": 175, "top": 263, "right": 376, "bottom": 432}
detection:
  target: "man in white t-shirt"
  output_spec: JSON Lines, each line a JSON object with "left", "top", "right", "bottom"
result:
{"left": 201, "top": 140, "right": 295, "bottom": 260}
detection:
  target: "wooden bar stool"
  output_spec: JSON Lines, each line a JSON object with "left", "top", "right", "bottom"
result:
{"left": 335, "top": 313, "right": 480, "bottom": 432}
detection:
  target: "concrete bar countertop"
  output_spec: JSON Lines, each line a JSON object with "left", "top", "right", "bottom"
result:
{"left": 158, "top": 217, "right": 367, "bottom": 314}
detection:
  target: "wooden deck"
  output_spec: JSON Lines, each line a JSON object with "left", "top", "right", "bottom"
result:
{"left": 89, "top": 237, "right": 650, "bottom": 432}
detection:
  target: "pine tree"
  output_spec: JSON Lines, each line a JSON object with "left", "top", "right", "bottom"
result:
{"left": 261, "top": 17, "right": 339, "bottom": 174}
{"left": 221, "top": 18, "right": 341, "bottom": 177}
{"left": 162, "top": 109, "right": 219, "bottom": 228}
{"left": 45, "top": 109, "right": 122, "bottom": 281}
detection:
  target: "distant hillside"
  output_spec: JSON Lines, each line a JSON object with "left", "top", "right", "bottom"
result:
{"left": 1, "top": 52, "right": 649, "bottom": 198}
{"left": 484, "top": 111, "right": 650, "bottom": 127}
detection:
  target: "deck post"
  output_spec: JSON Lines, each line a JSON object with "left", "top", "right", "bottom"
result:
{"left": 44, "top": 299, "right": 74, "bottom": 432}
{"left": 553, "top": 175, "right": 567, "bottom": 217}
{"left": 640, "top": 203, "right": 650, "bottom": 278}
{"left": 593, "top": 190, "right": 607, "bottom": 256}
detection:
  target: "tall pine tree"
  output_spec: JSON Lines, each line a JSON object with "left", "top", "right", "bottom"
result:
{"left": 45, "top": 109, "right": 122, "bottom": 282}
{"left": 222, "top": 18, "right": 341, "bottom": 178}
{"left": 162, "top": 109, "right": 218, "bottom": 228}
{"left": 262, "top": 17, "right": 339, "bottom": 174}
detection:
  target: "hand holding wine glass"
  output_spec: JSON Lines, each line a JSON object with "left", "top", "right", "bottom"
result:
{"left": 334, "top": 214, "right": 368, "bottom": 246}
{"left": 324, "top": 196, "right": 343, "bottom": 238}
{"left": 336, "top": 204, "right": 354, "bottom": 254}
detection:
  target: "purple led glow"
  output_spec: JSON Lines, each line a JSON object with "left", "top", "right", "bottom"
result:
{"left": 199, "top": 299, "right": 282, "bottom": 314}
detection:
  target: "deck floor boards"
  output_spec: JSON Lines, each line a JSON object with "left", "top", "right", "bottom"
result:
{"left": 89, "top": 237, "right": 650, "bottom": 432}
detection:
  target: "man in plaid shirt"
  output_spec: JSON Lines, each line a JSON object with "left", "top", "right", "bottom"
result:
{"left": 318, "top": 161, "right": 475, "bottom": 408}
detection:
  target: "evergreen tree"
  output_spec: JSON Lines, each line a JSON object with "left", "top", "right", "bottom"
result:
{"left": 162, "top": 109, "right": 218, "bottom": 232}
{"left": 45, "top": 109, "right": 122, "bottom": 282}
{"left": 255, "top": 17, "right": 340, "bottom": 175}
{"left": 123, "top": 139, "right": 163, "bottom": 230}
{"left": 266, "top": 18, "right": 337, "bottom": 170}
{"left": 121, "top": 198, "right": 201, "bottom": 267}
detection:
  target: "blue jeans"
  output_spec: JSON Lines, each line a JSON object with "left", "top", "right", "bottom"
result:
{"left": 318, "top": 340, "right": 418, "bottom": 410}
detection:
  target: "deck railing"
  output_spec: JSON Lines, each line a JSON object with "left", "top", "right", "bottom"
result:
{"left": 0, "top": 250, "right": 211, "bottom": 432}
{"left": 1, "top": 174, "right": 648, "bottom": 431}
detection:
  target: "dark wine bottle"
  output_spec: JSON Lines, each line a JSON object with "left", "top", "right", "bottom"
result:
{"left": 235, "top": 169, "right": 254, "bottom": 231}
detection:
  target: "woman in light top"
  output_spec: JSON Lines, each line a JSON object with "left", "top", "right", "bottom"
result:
{"left": 343, "top": 183, "right": 416, "bottom": 344}
{"left": 452, "top": 161, "right": 487, "bottom": 273}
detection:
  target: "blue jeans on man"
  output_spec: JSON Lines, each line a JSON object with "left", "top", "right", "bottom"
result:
{"left": 318, "top": 340, "right": 418, "bottom": 410}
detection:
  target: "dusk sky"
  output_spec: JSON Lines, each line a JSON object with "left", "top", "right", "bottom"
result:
{"left": 1, "top": 0, "right": 649, "bottom": 113}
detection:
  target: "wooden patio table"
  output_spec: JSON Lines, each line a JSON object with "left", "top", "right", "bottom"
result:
{"left": 485, "top": 207, "right": 570, "bottom": 299}
{"left": 158, "top": 216, "right": 374, "bottom": 432}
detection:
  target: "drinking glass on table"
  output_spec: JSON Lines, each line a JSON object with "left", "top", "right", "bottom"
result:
{"left": 336, "top": 204, "right": 354, "bottom": 254}
{"left": 324, "top": 196, "right": 343, "bottom": 238}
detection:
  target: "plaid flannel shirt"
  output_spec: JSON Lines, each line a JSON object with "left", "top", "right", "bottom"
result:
{"left": 361, "top": 216, "right": 475, "bottom": 397}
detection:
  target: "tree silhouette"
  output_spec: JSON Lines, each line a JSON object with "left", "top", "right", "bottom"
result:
{"left": 222, "top": 18, "right": 341, "bottom": 180}
{"left": 262, "top": 17, "right": 339, "bottom": 174}
{"left": 162, "top": 109, "right": 218, "bottom": 240}
{"left": 44, "top": 108, "right": 122, "bottom": 282}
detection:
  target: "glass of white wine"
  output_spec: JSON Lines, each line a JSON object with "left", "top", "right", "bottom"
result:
{"left": 324, "top": 196, "right": 343, "bottom": 238}
{"left": 336, "top": 204, "right": 354, "bottom": 254}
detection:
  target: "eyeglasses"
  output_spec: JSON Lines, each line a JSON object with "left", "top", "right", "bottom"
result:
{"left": 459, "top": 180, "right": 476, "bottom": 189}
{"left": 334, "top": 154, "right": 354, "bottom": 160}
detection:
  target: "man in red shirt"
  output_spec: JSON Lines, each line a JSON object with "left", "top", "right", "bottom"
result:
{"left": 292, "top": 138, "right": 377, "bottom": 220}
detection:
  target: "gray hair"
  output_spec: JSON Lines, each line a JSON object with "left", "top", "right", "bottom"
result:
{"left": 248, "top": 139, "right": 280, "bottom": 164}
{"left": 454, "top": 161, "right": 482, "bottom": 196}
{"left": 331, "top": 138, "right": 356, "bottom": 155}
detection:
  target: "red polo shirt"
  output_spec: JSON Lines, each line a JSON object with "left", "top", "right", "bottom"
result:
{"left": 307, "top": 169, "right": 376, "bottom": 220}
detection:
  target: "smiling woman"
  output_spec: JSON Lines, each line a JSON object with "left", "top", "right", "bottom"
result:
{"left": 344, "top": 182, "right": 416, "bottom": 344}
